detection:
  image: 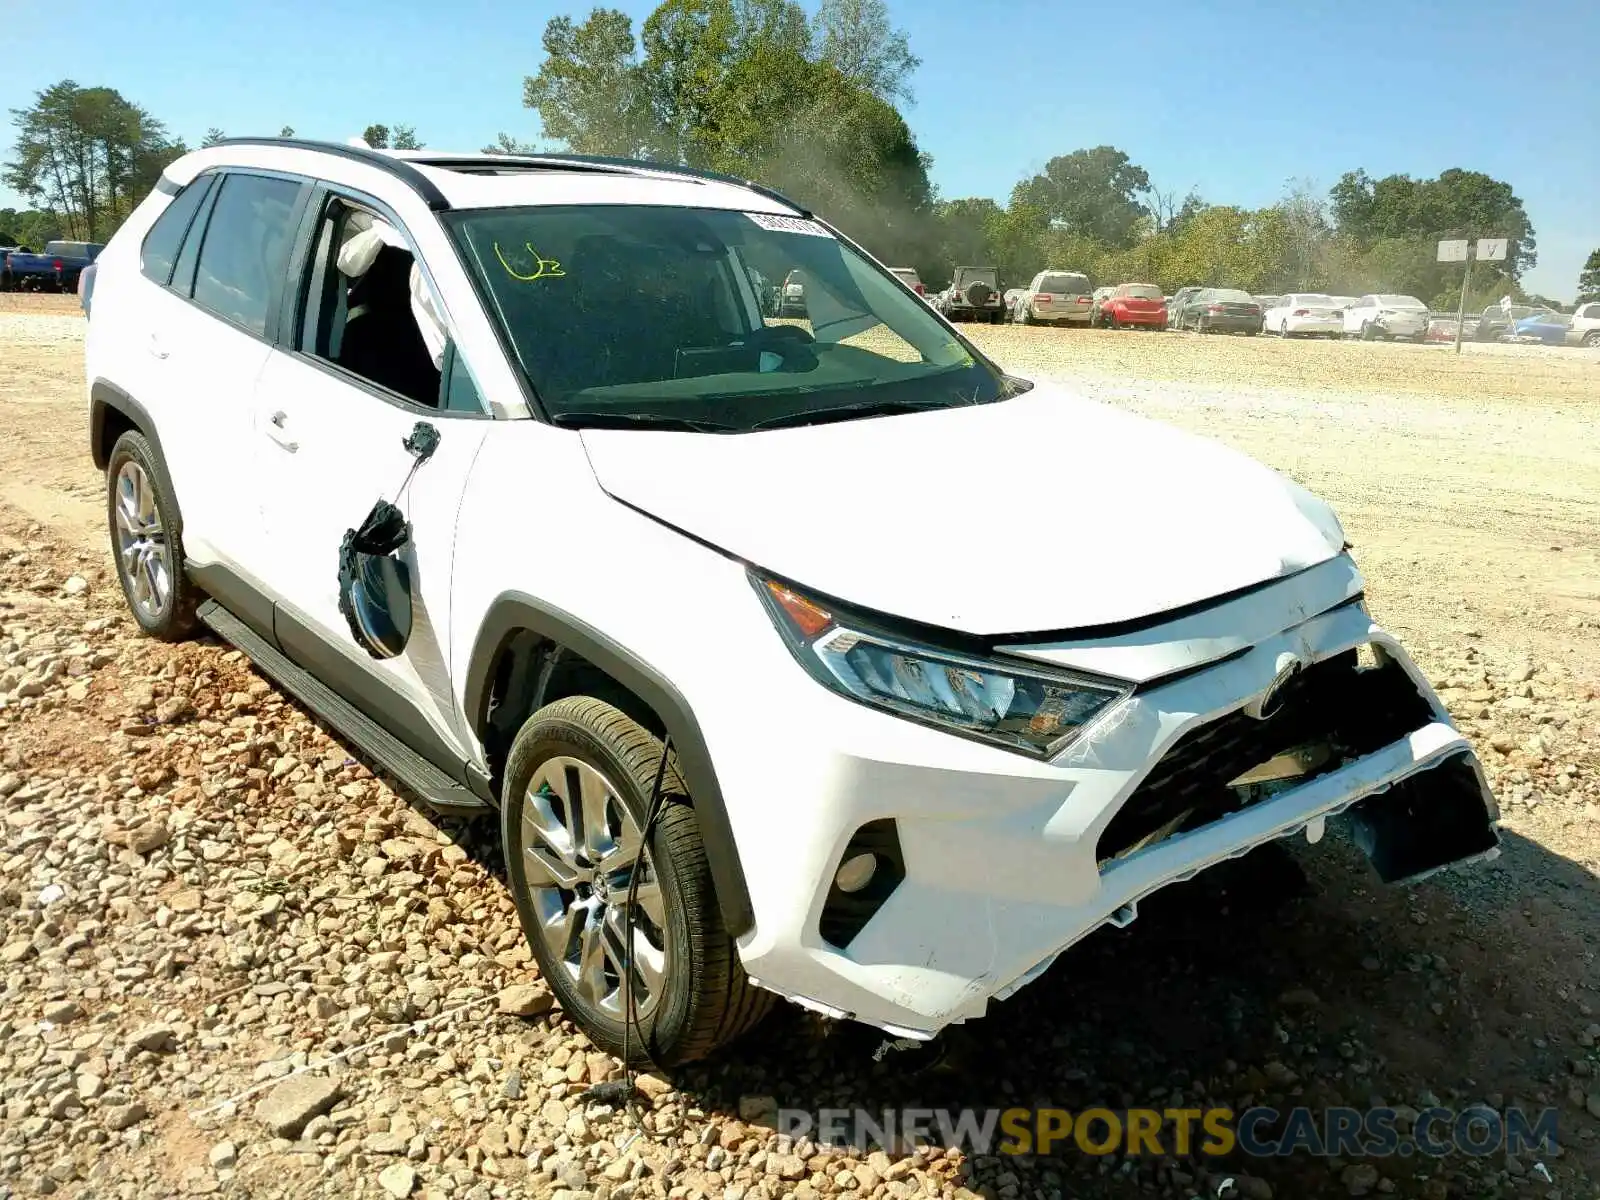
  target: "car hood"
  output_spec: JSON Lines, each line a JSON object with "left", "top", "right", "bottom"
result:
{"left": 579, "top": 384, "right": 1346, "bottom": 636}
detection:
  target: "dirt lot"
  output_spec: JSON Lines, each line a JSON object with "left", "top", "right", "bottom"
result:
{"left": 2, "top": 296, "right": 1600, "bottom": 1200}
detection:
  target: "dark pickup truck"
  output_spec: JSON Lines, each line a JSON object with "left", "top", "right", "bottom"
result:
{"left": 1, "top": 240, "right": 105, "bottom": 292}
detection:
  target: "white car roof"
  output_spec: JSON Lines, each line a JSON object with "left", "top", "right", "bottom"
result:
{"left": 160, "top": 141, "right": 798, "bottom": 218}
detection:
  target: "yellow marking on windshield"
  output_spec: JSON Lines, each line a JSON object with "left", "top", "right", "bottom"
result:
{"left": 493, "top": 242, "right": 567, "bottom": 282}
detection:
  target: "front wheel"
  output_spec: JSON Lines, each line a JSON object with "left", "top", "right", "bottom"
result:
{"left": 107, "top": 430, "right": 199, "bottom": 642}
{"left": 1360, "top": 321, "right": 1378, "bottom": 341}
{"left": 1584, "top": 331, "right": 1600, "bottom": 348}
{"left": 502, "top": 697, "right": 773, "bottom": 1066}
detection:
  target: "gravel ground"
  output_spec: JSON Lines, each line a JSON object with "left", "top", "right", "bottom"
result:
{"left": 3, "top": 301, "right": 1600, "bottom": 1200}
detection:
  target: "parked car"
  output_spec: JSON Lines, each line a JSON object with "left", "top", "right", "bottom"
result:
{"left": 1574, "top": 301, "right": 1600, "bottom": 348}
{"left": 84, "top": 137, "right": 1501, "bottom": 1066}
{"left": 936, "top": 265, "right": 1004, "bottom": 323}
{"left": 1010, "top": 270, "right": 1093, "bottom": 326}
{"left": 1088, "top": 285, "right": 1115, "bottom": 325}
{"left": 1423, "top": 313, "right": 1477, "bottom": 344}
{"left": 1262, "top": 294, "right": 1344, "bottom": 338}
{"left": 1174, "top": 287, "right": 1262, "bottom": 334}
{"left": 1252, "top": 296, "right": 1283, "bottom": 332}
{"left": 3, "top": 239, "right": 104, "bottom": 292}
{"left": 1092, "top": 282, "right": 1167, "bottom": 330}
{"left": 1508, "top": 311, "right": 1579, "bottom": 346}
{"left": 776, "top": 269, "right": 807, "bottom": 317}
{"left": 1342, "top": 294, "right": 1428, "bottom": 341}
{"left": 1474, "top": 303, "right": 1551, "bottom": 343}
{"left": 888, "top": 267, "right": 926, "bottom": 297}
{"left": 1167, "top": 286, "right": 1202, "bottom": 329}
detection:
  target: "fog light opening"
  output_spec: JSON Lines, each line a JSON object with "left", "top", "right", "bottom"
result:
{"left": 834, "top": 852, "right": 878, "bottom": 894}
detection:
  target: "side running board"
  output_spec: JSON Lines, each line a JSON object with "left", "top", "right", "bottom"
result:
{"left": 197, "top": 599, "right": 489, "bottom": 815}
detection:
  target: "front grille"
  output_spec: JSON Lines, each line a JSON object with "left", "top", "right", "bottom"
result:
{"left": 1095, "top": 649, "right": 1435, "bottom": 865}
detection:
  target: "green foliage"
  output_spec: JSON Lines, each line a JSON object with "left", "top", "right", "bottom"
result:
{"left": 1011, "top": 147, "right": 1153, "bottom": 249}
{"left": 522, "top": 1, "right": 934, "bottom": 263}
{"left": 4, "top": 80, "right": 183, "bottom": 241}
{"left": 1578, "top": 248, "right": 1600, "bottom": 304}
{"left": 279, "top": 126, "right": 295, "bottom": 138}
{"left": 811, "top": 0, "right": 919, "bottom": 103}
{"left": 0, "top": 207, "right": 64, "bottom": 249}
{"left": 201, "top": 127, "right": 226, "bottom": 148}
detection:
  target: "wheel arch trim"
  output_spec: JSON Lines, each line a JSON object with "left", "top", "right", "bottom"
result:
{"left": 89, "top": 380, "right": 182, "bottom": 535}
{"left": 465, "top": 591, "right": 755, "bottom": 938}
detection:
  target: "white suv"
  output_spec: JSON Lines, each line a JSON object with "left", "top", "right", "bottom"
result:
{"left": 85, "top": 139, "right": 1501, "bottom": 1064}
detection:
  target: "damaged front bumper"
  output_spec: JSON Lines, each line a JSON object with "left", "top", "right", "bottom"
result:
{"left": 729, "top": 555, "right": 1500, "bottom": 1038}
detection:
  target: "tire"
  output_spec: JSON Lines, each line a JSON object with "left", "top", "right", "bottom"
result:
{"left": 107, "top": 430, "right": 199, "bottom": 642}
{"left": 1360, "top": 321, "right": 1378, "bottom": 341}
{"left": 1279, "top": 321, "right": 1290, "bottom": 338}
{"left": 1584, "top": 332, "right": 1600, "bottom": 349}
{"left": 1197, "top": 317, "right": 1209, "bottom": 334}
{"left": 502, "top": 697, "right": 773, "bottom": 1066}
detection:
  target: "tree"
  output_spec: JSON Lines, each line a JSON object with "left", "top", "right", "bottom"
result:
{"left": 1011, "top": 147, "right": 1153, "bottom": 248}
{"left": 811, "top": 0, "right": 918, "bottom": 103}
{"left": 1578, "top": 248, "right": 1600, "bottom": 304}
{"left": 279, "top": 126, "right": 295, "bottom": 138}
{"left": 4, "top": 80, "right": 182, "bottom": 240}
{"left": 483, "top": 132, "right": 541, "bottom": 156}
{"left": 0, "top": 207, "right": 64, "bottom": 248}
{"left": 391, "top": 125, "right": 423, "bottom": 150}
{"left": 362, "top": 124, "right": 390, "bottom": 148}
{"left": 201, "top": 127, "right": 226, "bottom": 148}
{"left": 523, "top": 7, "right": 657, "bottom": 157}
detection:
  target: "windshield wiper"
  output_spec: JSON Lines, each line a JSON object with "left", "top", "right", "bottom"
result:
{"left": 751, "top": 397, "right": 969, "bottom": 431}
{"left": 552, "top": 411, "right": 736, "bottom": 433}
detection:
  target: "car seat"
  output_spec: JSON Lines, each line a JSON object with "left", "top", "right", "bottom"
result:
{"left": 335, "top": 216, "right": 442, "bottom": 406}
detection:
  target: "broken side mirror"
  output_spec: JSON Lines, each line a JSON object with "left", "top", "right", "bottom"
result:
{"left": 337, "top": 499, "right": 414, "bottom": 659}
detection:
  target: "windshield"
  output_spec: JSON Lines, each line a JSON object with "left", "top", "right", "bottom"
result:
{"left": 1040, "top": 273, "right": 1089, "bottom": 294}
{"left": 1377, "top": 294, "right": 1426, "bottom": 309}
{"left": 449, "top": 205, "right": 1004, "bottom": 430}
{"left": 1117, "top": 284, "right": 1162, "bottom": 299}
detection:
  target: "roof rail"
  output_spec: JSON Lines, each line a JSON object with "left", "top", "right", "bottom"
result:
{"left": 208, "top": 138, "right": 811, "bottom": 218}
{"left": 210, "top": 137, "right": 452, "bottom": 211}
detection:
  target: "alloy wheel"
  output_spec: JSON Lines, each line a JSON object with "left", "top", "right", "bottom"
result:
{"left": 520, "top": 756, "right": 668, "bottom": 1019}
{"left": 113, "top": 460, "right": 172, "bottom": 620}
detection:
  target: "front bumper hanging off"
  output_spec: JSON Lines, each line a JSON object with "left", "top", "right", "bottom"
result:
{"left": 726, "top": 558, "right": 1500, "bottom": 1038}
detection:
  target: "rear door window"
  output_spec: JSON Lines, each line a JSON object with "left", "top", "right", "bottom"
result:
{"left": 1040, "top": 274, "right": 1088, "bottom": 294}
{"left": 140, "top": 176, "right": 216, "bottom": 287}
{"left": 191, "top": 173, "right": 304, "bottom": 337}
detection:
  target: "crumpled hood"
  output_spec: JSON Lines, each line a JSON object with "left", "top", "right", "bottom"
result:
{"left": 580, "top": 384, "right": 1345, "bottom": 635}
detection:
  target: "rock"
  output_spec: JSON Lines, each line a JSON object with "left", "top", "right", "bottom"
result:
{"left": 634, "top": 1073, "right": 673, "bottom": 1101}
{"left": 768, "top": 1154, "right": 806, "bottom": 1180}
{"left": 168, "top": 889, "right": 203, "bottom": 914}
{"left": 254, "top": 1074, "right": 342, "bottom": 1137}
{"left": 501, "top": 1069, "right": 523, "bottom": 1100}
{"left": 76, "top": 1074, "right": 103, "bottom": 1102}
{"left": 127, "top": 1023, "right": 177, "bottom": 1053}
{"left": 209, "top": 1142, "right": 237, "bottom": 1169}
{"left": 1340, "top": 1163, "right": 1380, "bottom": 1196}
{"left": 366, "top": 1132, "right": 408, "bottom": 1155}
{"left": 1586, "top": 1091, "right": 1600, "bottom": 1119}
{"left": 0, "top": 772, "right": 21, "bottom": 797}
{"left": 127, "top": 821, "right": 171, "bottom": 855}
{"left": 43, "top": 1000, "right": 81, "bottom": 1024}
{"left": 378, "top": 1163, "right": 418, "bottom": 1198}
{"left": 63, "top": 575, "right": 88, "bottom": 596}
{"left": 154, "top": 696, "right": 193, "bottom": 724}
{"left": 1235, "top": 1178, "right": 1273, "bottom": 1200}
{"left": 103, "top": 1101, "right": 148, "bottom": 1131}
{"left": 498, "top": 983, "right": 554, "bottom": 1017}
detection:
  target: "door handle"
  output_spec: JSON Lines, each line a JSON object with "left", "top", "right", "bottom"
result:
{"left": 146, "top": 332, "right": 169, "bottom": 360}
{"left": 263, "top": 411, "right": 298, "bottom": 453}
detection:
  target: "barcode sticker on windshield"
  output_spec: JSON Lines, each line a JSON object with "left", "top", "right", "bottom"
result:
{"left": 745, "top": 212, "right": 833, "bottom": 238}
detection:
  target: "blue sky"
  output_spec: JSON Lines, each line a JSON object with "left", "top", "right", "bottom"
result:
{"left": 4, "top": 0, "right": 1596, "bottom": 298}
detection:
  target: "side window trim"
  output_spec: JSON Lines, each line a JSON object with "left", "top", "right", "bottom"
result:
{"left": 170, "top": 174, "right": 221, "bottom": 297}
{"left": 139, "top": 172, "right": 216, "bottom": 288}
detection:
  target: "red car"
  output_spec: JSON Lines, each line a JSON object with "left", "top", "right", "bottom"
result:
{"left": 1093, "top": 282, "right": 1168, "bottom": 330}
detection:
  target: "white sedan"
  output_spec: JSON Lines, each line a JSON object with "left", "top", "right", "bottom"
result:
{"left": 1342, "top": 294, "right": 1429, "bottom": 342}
{"left": 1262, "top": 293, "right": 1344, "bottom": 338}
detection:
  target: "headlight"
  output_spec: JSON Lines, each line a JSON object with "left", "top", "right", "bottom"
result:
{"left": 754, "top": 575, "right": 1132, "bottom": 758}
